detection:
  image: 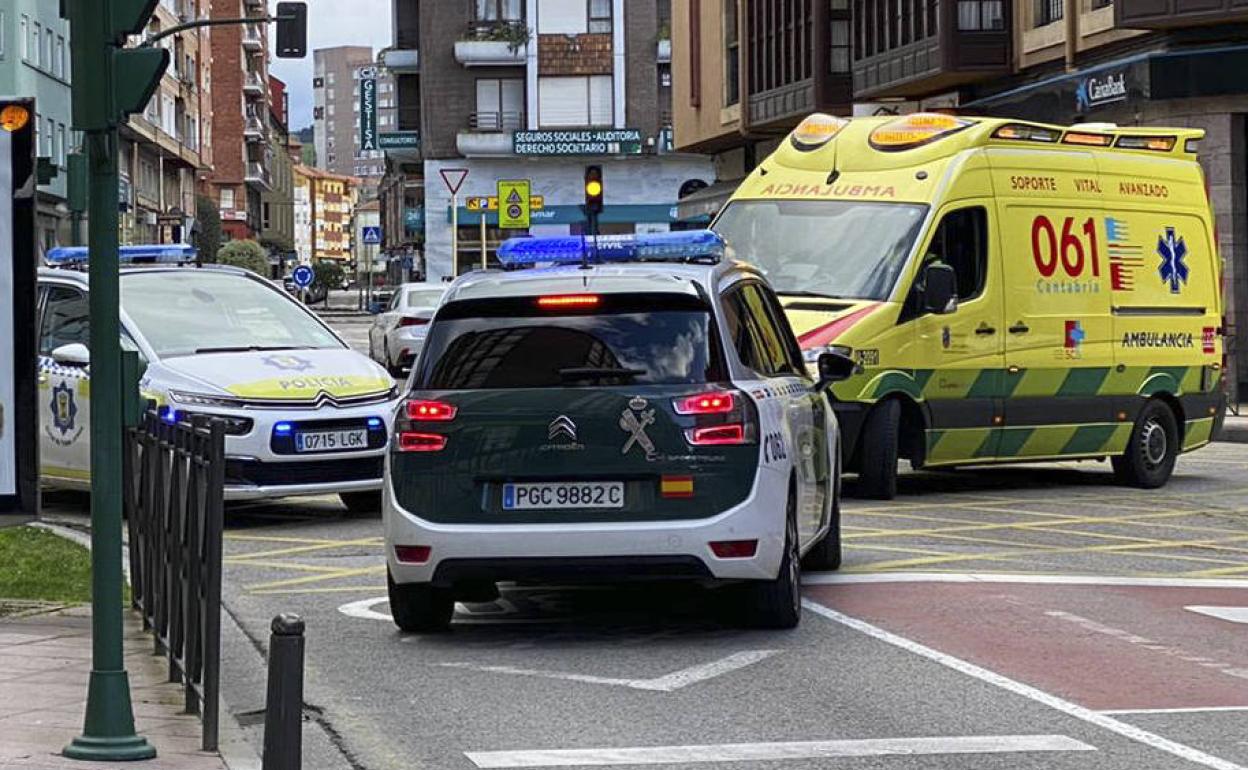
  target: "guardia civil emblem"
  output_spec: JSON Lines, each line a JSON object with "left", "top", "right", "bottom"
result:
{"left": 619, "top": 397, "right": 656, "bottom": 458}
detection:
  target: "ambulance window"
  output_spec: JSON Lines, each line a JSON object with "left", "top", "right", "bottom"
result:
{"left": 923, "top": 207, "right": 988, "bottom": 303}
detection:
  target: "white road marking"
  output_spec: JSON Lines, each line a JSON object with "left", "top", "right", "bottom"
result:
{"left": 1046, "top": 610, "right": 1248, "bottom": 681}
{"left": 440, "top": 649, "right": 778, "bottom": 693}
{"left": 337, "top": 596, "right": 575, "bottom": 626}
{"left": 802, "top": 599, "right": 1248, "bottom": 770}
{"left": 803, "top": 571, "right": 1248, "bottom": 589}
{"left": 465, "top": 734, "right": 1095, "bottom": 768}
{"left": 1100, "top": 707, "right": 1248, "bottom": 716}
{"left": 1186, "top": 606, "right": 1248, "bottom": 625}
{"left": 338, "top": 596, "right": 393, "bottom": 622}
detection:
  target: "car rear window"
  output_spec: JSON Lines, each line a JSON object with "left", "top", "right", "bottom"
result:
{"left": 416, "top": 293, "right": 725, "bottom": 389}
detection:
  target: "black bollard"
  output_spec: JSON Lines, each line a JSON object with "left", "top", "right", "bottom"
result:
{"left": 262, "top": 613, "right": 305, "bottom": 770}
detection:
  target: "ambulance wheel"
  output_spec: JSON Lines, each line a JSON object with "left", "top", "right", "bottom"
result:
{"left": 388, "top": 570, "right": 454, "bottom": 633}
{"left": 857, "top": 399, "right": 900, "bottom": 500}
{"left": 1113, "top": 400, "right": 1179, "bottom": 489}
{"left": 741, "top": 489, "right": 801, "bottom": 630}
{"left": 340, "top": 491, "right": 382, "bottom": 515}
{"left": 803, "top": 451, "right": 842, "bottom": 571}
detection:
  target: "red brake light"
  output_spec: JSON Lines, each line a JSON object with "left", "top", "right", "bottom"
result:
{"left": 709, "top": 540, "right": 758, "bottom": 559}
{"left": 687, "top": 424, "right": 746, "bottom": 446}
{"left": 674, "top": 392, "right": 735, "bottom": 415}
{"left": 399, "top": 317, "right": 429, "bottom": 328}
{"left": 398, "top": 432, "right": 447, "bottom": 452}
{"left": 537, "top": 294, "right": 600, "bottom": 309}
{"left": 394, "top": 545, "right": 432, "bottom": 564}
{"left": 406, "top": 400, "right": 457, "bottom": 421}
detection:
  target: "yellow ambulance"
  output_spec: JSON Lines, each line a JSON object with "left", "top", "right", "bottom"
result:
{"left": 713, "top": 113, "right": 1225, "bottom": 499}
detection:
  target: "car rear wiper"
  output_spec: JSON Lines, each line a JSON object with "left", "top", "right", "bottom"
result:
{"left": 558, "top": 367, "right": 646, "bottom": 382}
{"left": 194, "top": 345, "right": 313, "bottom": 354}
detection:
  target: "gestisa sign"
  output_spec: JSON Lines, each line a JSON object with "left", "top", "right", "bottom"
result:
{"left": 359, "top": 69, "right": 378, "bottom": 151}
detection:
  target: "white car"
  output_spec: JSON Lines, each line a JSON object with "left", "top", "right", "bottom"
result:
{"left": 367, "top": 283, "right": 447, "bottom": 376}
{"left": 384, "top": 232, "right": 851, "bottom": 632}
{"left": 38, "top": 250, "right": 400, "bottom": 511}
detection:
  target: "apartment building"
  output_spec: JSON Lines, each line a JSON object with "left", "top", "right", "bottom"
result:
{"left": 390, "top": 0, "right": 713, "bottom": 280}
{"left": 261, "top": 75, "right": 296, "bottom": 264}
{"left": 0, "top": 0, "right": 74, "bottom": 253}
{"left": 378, "top": 2, "right": 423, "bottom": 259}
{"left": 208, "top": 0, "right": 274, "bottom": 241}
{"left": 312, "top": 46, "right": 396, "bottom": 199}
{"left": 671, "top": 0, "right": 853, "bottom": 218}
{"left": 293, "top": 165, "right": 359, "bottom": 263}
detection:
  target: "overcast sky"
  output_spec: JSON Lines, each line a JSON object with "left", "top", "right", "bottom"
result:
{"left": 267, "top": 0, "right": 393, "bottom": 130}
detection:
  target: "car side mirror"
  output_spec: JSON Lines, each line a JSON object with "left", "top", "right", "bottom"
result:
{"left": 51, "top": 342, "right": 90, "bottom": 367}
{"left": 923, "top": 263, "right": 958, "bottom": 315}
{"left": 815, "top": 351, "right": 856, "bottom": 390}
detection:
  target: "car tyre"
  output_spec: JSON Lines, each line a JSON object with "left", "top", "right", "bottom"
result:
{"left": 1112, "top": 399, "right": 1179, "bottom": 489}
{"left": 856, "top": 399, "right": 900, "bottom": 500}
{"left": 340, "top": 491, "right": 382, "bottom": 515}
{"left": 803, "top": 450, "right": 842, "bottom": 572}
{"left": 741, "top": 488, "right": 801, "bottom": 630}
{"left": 388, "top": 570, "right": 454, "bottom": 633}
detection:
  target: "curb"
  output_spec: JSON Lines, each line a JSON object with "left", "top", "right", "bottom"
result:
{"left": 29, "top": 520, "right": 263, "bottom": 770}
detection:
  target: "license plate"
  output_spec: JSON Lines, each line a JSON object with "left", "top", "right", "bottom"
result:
{"left": 502, "top": 481, "right": 625, "bottom": 510}
{"left": 294, "top": 428, "right": 369, "bottom": 453}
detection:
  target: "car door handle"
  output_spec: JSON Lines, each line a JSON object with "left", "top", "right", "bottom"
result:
{"left": 975, "top": 326, "right": 996, "bottom": 336}
{"left": 1009, "top": 323, "right": 1031, "bottom": 334}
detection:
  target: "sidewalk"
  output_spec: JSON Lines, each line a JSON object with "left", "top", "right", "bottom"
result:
{"left": 0, "top": 605, "right": 229, "bottom": 770}
{"left": 1219, "top": 407, "right": 1248, "bottom": 443}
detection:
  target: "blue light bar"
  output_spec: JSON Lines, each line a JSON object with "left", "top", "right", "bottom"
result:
{"left": 46, "top": 244, "right": 199, "bottom": 266}
{"left": 497, "top": 230, "right": 725, "bottom": 268}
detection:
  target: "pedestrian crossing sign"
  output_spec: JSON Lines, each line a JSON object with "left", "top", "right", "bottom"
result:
{"left": 497, "top": 179, "right": 531, "bottom": 230}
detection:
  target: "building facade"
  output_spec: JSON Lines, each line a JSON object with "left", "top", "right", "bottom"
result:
{"left": 391, "top": 0, "right": 713, "bottom": 281}
{"left": 261, "top": 74, "right": 297, "bottom": 271}
{"left": 1, "top": 0, "right": 75, "bottom": 254}
{"left": 208, "top": 0, "right": 273, "bottom": 241}
{"left": 671, "top": 0, "right": 853, "bottom": 219}
{"left": 378, "top": 0, "right": 424, "bottom": 262}
{"left": 293, "top": 164, "right": 359, "bottom": 263}
{"left": 312, "top": 46, "right": 395, "bottom": 200}
{"left": 293, "top": 164, "right": 312, "bottom": 263}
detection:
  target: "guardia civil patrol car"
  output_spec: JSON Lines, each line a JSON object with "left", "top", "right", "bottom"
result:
{"left": 715, "top": 113, "right": 1226, "bottom": 499}
{"left": 384, "top": 231, "right": 852, "bottom": 632}
{"left": 39, "top": 246, "right": 399, "bottom": 510}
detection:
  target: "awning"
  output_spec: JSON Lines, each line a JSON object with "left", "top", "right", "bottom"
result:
{"left": 675, "top": 179, "right": 743, "bottom": 222}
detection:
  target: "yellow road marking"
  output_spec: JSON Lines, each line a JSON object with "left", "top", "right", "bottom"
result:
{"left": 250, "top": 585, "right": 388, "bottom": 596}
{"left": 244, "top": 564, "right": 387, "bottom": 592}
{"left": 225, "top": 537, "right": 384, "bottom": 562}
{"left": 225, "top": 560, "right": 348, "bottom": 574}
{"left": 224, "top": 534, "right": 344, "bottom": 545}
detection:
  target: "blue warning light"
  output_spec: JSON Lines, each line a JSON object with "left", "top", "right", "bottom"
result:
{"left": 497, "top": 230, "right": 726, "bottom": 268}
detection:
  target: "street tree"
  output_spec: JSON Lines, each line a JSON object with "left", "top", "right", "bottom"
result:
{"left": 217, "top": 240, "right": 270, "bottom": 276}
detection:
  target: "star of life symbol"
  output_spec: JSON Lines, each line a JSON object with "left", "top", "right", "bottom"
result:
{"left": 1157, "top": 226, "right": 1189, "bottom": 295}
{"left": 548, "top": 415, "right": 577, "bottom": 442}
{"left": 619, "top": 397, "right": 656, "bottom": 458}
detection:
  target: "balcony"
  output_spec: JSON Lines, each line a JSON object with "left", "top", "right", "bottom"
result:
{"left": 245, "top": 162, "right": 272, "bottom": 189}
{"left": 852, "top": 0, "right": 1012, "bottom": 99}
{"left": 456, "top": 111, "right": 524, "bottom": 156}
{"left": 381, "top": 48, "right": 419, "bottom": 73}
{"left": 454, "top": 21, "right": 529, "bottom": 67}
{"left": 745, "top": 4, "right": 853, "bottom": 130}
{"left": 1115, "top": 0, "right": 1248, "bottom": 27}
{"left": 242, "top": 23, "right": 263, "bottom": 52}
{"left": 243, "top": 71, "right": 266, "bottom": 98}
{"left": 244, "top": 114, "right": 265, "bottom": 141}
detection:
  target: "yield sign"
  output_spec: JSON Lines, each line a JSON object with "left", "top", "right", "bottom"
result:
{"left": 439, "top": 168, "right": 469, "bottom": 195}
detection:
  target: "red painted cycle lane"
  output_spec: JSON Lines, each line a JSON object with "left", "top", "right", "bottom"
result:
{"left": 806, "top": 581, "right": 1248, "bottom": 712}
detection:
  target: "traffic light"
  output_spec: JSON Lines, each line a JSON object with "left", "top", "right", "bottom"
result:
{"left": 584, "top": 165, "right": 604, "bottom": 215}
{"left": 67, "top": 0, "right": 170, "bottom": 130}
{"left": 275, "top": 2, "right": 308, "bottom": 59}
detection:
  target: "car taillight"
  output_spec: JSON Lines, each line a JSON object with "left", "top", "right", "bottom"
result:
{"left": 687, "top": 424, "right": 746, "bottom": 445}
{"left": 406, "top": 400, "right": 457, "bottom": 421}
{"left": 399, "top": 316, "right": 429, "bottom": 328}
{"left": 673, "top": 391, "right": 735, "bottom": 415}
{"left": 397, "top": 432, "right": 447, "bottom": 452}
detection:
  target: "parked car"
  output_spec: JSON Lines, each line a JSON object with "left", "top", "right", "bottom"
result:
{"left": 367, "top": 283, "right": 447, "bottom": 376}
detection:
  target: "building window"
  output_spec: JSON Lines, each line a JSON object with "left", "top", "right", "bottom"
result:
{"left": 55, "top": 35, "right": 64, "bottom": 78}
{"left": 588, "top": 0, "right": 612, "bottom": 32}
{"left": 32, "top": 22, "right": 40, "bottom": 67}
{"left": 537, "top": 75, "right": 611, "bottom": 128}
{"left": 44, "top": 27, "right": 52, "bottom": 72}
{"left": 1034, "top": 0, "right": 1062, "bottom": 26}
{"left": 220, "top": 188, "right": 235, "bottom": 209}
{"left": 475, "top": 0, "right": 523, "bottom": 20}
{"left": 19, "top": 16, "right": 27, "bottom": 61}
{"left": 262, "top": 202, "right": 271, "bottom": 229}
{"left": 724, "top": 0, "right": 739, "bottom": 106}
{"left": 958, "top": 0, "right": 1003, "bottom": 30}
{"left": 475, "top": 78, "right": 525, "bottom": 129}
{"left": 830, "top": 18, "right": 849, "bottom": 72}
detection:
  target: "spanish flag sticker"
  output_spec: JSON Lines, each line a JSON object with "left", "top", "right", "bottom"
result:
{"left": 660, "top": 476, "right": 694, "bottom": 498}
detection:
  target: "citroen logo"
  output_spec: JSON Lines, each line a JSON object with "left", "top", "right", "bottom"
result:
{"left": 549, "top": 415, "right": 577, "bottom": 442}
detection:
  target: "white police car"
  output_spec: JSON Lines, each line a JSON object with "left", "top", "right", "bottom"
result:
{"left": 39, "top": 245, "right": 399, "bottom": 509}
{"left": 384, "top": 231, "right": 852, "bottom": 632}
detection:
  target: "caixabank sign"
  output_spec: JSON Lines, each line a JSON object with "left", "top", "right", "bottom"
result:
{"left": 0, "top": 98, "right": 37, "bottom": 520}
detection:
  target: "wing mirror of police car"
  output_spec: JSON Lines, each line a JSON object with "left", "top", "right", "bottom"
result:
{"left": 816, "top": 351, "right": 856, "bottom": 390}
{"left": 923, "top": 263, "right": 958, "bottom": 315}
{"left": 51, "top": 343, "right": 90, "bottom": 367}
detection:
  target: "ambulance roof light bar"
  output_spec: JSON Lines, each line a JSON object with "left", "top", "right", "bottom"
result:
{"left": 497, "top": 230, "right": 726, "bottom": 269}
{"left": 46, "top": 244, "right": 199, "bottom": 266}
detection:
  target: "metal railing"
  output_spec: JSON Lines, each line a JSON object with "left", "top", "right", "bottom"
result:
{"left": 469, "top": 111, "right": 525, "bottom": 131}
{"left": 125, "top": 409, "right": 226, "bottom": 752}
